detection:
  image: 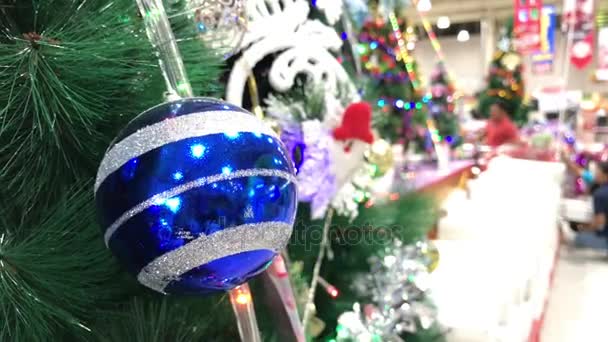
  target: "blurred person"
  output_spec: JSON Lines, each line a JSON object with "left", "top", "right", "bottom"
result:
{"left": 484, "top": 100, "right": 520, "bottom": 147}
{"left": 573, "top": 161, "right": 608, "bottom": 249}
{"left": 561, "top": 150, "right": 599, "bottom": 234}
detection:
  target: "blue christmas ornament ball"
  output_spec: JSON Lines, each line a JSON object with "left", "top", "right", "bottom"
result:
{"left": 95, "top": 97, "right": 298, "bottom": 295}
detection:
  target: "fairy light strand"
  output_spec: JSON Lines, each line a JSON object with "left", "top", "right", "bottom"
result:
{"left": 411, "top": 0, "right": 461, "bottom": 96}
{"left": 388, "top": 12, "right": 442, "bottom": 147}
{"left": 388, "top": 12, "right": 419, "bottom": 90}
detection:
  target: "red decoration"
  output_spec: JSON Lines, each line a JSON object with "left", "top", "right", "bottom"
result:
{"left": 327, "top": 285, "right": 339, "bottom": 298}
{"left": 513, "top": 0, "right": 543, "bottom": 54}
{"left": 565, "top": 0, "right": 595, "bottom": 69}
{"left": 571, "top": 32, "right": 594, "bottom": 69}
{"left": 333, "top": 102, "right": 374, "bottom": 145}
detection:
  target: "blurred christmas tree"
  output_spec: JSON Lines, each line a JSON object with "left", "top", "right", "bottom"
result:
{"left": 428, "top": 62, "right": 461, "bottom": 147}
{"left": 478, "top": 21, "right": 528, "bottom": 126}
{"left": 357, "top": 16, "right": 429, "bottom": 145}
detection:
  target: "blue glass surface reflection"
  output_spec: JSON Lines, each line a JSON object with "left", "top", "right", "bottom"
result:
{"left": 104, "top": 175, "right": 296, "bottom": 293}
{"left": 97, "top": 99, "right": 298, "bottom": 294}
{"left": 98, "top": 133, "right": 292, "bottom": 225}
{"left": 190, "top": 144, "right": 206, "bottom": 158}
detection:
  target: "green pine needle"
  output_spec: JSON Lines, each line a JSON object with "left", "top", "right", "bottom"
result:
{"left": 95, "top": 295, "right": 238, "bottom": 342}
{"left": 348, "top": 194, "right": 437, "bottom": 245}
{"left": 0, "top": 186, "right": 120, "bottom": 341}
{"left": 0, "top": 0, "right": 222, "bottom": 210}
{"left": 265, "top": 81, "right": 328, "bottom": 122}
{"left": 285, "top": 195, "right": 438, "bottom": 338}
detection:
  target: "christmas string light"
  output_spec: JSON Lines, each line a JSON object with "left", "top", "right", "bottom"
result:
{"left": 388, "top": 12, "right": 419, "bottom": 90}
{"left": 318, "top": 277, "right": 339, "bottom": 298}
{"left": 421, "top": 21, "right": 444, "bottom": 60}
{"left": 234, "top": 288, "right": 252, "bottom": 305}
{"left": 228, "top": 283, "right": 262, "bottom": 342}
{"left": 388, "top": 11, "right": 443, "bottom": 150}
{"left": 410, "top": 0, "right": 461, "bottom": 97}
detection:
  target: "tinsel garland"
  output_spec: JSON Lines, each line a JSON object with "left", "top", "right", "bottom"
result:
{"left": 336, "top": 240, "right": 444, "bottom": 341}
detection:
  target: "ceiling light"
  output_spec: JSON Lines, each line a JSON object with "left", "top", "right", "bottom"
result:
{"left": 457, "top": 29, "right": 470, "bottom": 42}
{"left": 437, "top": 16, "right": 450, "bottom": 29}
{"left": 417, "top": 0, "right": 432, "bottom": 12}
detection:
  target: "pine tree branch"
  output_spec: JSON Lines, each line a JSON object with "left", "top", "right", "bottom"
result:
{"left": 0, "top": 185, "right": 121, "bottom": 341}
{"left": 0, "top": 0, "right": 222, "bottom": 211}
{"left": 94, "top": 295, "right": 238, "bottom": 342}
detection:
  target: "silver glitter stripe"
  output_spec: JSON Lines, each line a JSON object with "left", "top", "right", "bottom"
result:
{"left": 137, "top": 221, "right": 293, "bottom": 293}
{"left": 103, "top": 168, "right": 296, "bottom": 246}
{"left": 94, "top": 110, "right": 279, "bottom": 192}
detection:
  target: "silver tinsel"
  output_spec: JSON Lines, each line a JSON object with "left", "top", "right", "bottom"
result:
{"left": 336, "top": 240, "right": 439, "bottom": 341}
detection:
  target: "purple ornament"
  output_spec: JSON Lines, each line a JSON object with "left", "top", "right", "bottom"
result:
{"left": 564, "top": 134, "right": 576, "bottom": 146}
{"left": 575, "top": 153, "right": 588, "bottom": 168}
{"left": 280, "top": 123, "right": 306, "bottom": 172}
{"left": 280, "top": 120, "right": 337, "bottom": 219}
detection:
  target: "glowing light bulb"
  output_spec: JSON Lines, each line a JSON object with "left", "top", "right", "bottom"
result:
{"left": 437, "top": 16, "right": 450, "bottom": 29}
{"left": 417, "top": 0, "right": 432, "bottom": 12}
{"left": 165, "top": 197, "right": 181, "bottom": 213}
{"left": 190, "top": 144, "right": 205, "bottom": 158}
{"left": 457, "top": 30, "right": 470, "bottom": 42}
{"left": 328, "top": 286, "right": 339, "bottom": 298}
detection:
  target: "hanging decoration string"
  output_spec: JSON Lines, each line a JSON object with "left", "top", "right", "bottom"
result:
{"left": 229, "top": 283, "right": 262, "bottom": 342}
{"left": 388, "top": 12, "right": 420, "bottom": 89}
{"left": 387, "top": 12, "right": 442, "bottom": 151}
{"left": 301, "top": 208, "right": 335, "bottom": 330}
{"left": 262, "top": 254, "right": 306, "bottom": 341}
{"left": 135, "top": 0, "right": 193, "bottom": 100}
{"left": 247, "top": 74, "right": 266, "bottom": 120}
{"left": 134, "top": 2, "right": 262, "bottom": 341}
{"left": 410, "top": 0, "right": 461, "bottom": 96}
{"left": 341, "top": 12, "right": 363, "bottom": 76}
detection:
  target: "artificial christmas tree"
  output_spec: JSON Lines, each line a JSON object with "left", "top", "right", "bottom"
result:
{"left": 428, "top": 62, "right": 461, "bottom": 147}
{"left": 357, "top": 16, "right": 428, "bottom": 145}
{"left": 0, "top": 1, "right": 236, "bottom": 340}
{"left": 478, "top": 22, "right": 528, "bottom": 126}
{"left": 0, "top": 0, "right": 442, "bottom": 340}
